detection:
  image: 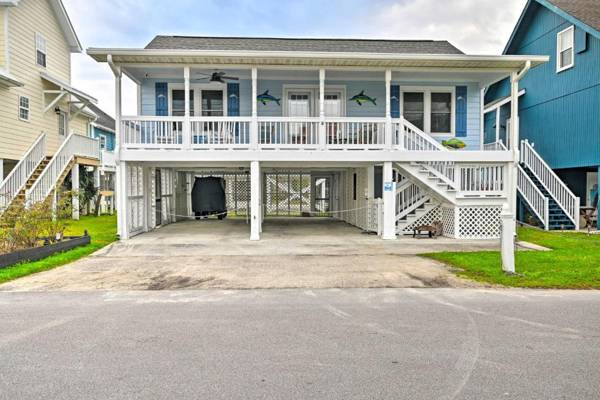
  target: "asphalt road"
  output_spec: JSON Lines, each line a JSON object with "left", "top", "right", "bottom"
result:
{"left": 1, "top": 288, "right": 599, "bottom": 399}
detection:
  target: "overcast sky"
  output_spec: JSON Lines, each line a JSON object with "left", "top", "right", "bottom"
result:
{"left": 63, "top": 0, "right": 528, "bottom": 117}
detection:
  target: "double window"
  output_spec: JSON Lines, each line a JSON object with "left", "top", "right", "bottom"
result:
{"left": 99, "top": 135, "right": 107, "bottom": 150}
{"left": 35, "top": 33, "right": 47, "bottom": 68}
{"left": 169, "top": 86, "right": 225, "bottom": 116}
{"left": 557, "top": 26, "right": 574, "bottom": 72}
{"left": 401, "top": 88, "right": 454, "bottom": 135}
{"left": 18, "top": 96, "right": 30, "bottom": 121}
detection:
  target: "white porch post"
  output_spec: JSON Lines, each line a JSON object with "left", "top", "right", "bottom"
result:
{"left": 250, "top": 160, "right": 261, "bottom": 240}
{"left": 367, "top": 165, "right": 375, "bottom": 198}
{"left": 109, "top": 56, "right": 127, "bottom": 239}
{"left": 118, "top": 161, "right": 129, "bottom": 240}
{"left": 319, "top": 68, "right": 326, "bottom": 149}
{"left": 382, "top": 161, "right": 396, "bottom": 240}
{"left": 183, "top": 66, "right": 191, "bottom": 149}
{"left": 186, "top": 172, "right": 192, "bottom": 219}
{"left": 385, "top": 69, "right": 393, "bottom": 148}
{"left": 251, "top": 67, "right": 258, "bottom": 150}
{"left": 0, "top": 160, "right": 4, "bottom": 182}
{"left": 71, "top": 164, "right": 79, "bottom": 220}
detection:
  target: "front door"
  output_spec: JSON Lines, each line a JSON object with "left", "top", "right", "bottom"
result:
{"left": 312, "top": 175, "right": 332, "bottom": 216}
{"left": 155, "top": 169, "right": 162, "bottom": 226}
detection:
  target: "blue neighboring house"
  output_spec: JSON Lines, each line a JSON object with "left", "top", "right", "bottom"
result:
{"left": 87, "top": 103, "right": 116, "bottom": 213}
{"left": 485, "top": 0, "right": 600, "bottom": 229}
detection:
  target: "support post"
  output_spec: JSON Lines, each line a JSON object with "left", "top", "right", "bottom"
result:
{"left": 382, "top": 161, "right": 396, "bottom": 240}
{"left": 319, "top": 68, "right": 326, "bottom": 149}
{"left": 118, "top": 161, "right": 129, "bottom": 240}
{"left": 366, "top": 165, "right": 375, "bottom": 199}
{"left": 71, "top": 164, "right": 79, "bottom": 220}
{"left": 251, "top": 67, "right": 258, "bottom": 150}
{"left": 0, "top": 159, "right": 4, "bottom": 181}
{"left": 186, "top": 172, "right": 192, "bottom": 219}
{"left": 183, "top": 66, "right": 191, "bottom": 149}
{"left": 109, "top": 57, "right": 125, "bottom": 239}
{"left": 250, "top": 161, "right": 261, "bottom": 240}
{"left": 501, "top": 204, "right": 516, "bottom": 273}
{"left": 385, "top": 69, "right": 393, "bottom": 149}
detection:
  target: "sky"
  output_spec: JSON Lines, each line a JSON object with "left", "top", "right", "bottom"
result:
{"left": 62, "top": 0, "right": 528, "bottom": 117}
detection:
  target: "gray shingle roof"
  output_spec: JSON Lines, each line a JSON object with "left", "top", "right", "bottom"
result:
{"left": 145, "top": 36, "right": 464, "bottom": 55}
{"left": 87, "top": 103, "right": 115, "bottom": 132}
{"left": 547, "top": 0, "right": 600, "bottom": 33}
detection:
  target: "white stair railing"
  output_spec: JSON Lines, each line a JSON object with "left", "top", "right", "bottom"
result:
{"left": 520, "top": 140, "right": 579, "bottom": 229}
{"left": 0, "top": 132, "right": 46, "bottom": 212}
{"left": 27, "top": 133, "right": 100, "bottom": 204}
{"left": 396, "top": 181, "right": 429, "bottom": 221}
{"left": 393, "top": 118, "right": 447, "bottom": 151}
{"left": 517, "top": 164, "right": 549, "bottom": 230}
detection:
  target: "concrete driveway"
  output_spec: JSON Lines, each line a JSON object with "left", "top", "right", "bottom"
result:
{"left": 0, "top": 219, "right": 500, "bottom": 291}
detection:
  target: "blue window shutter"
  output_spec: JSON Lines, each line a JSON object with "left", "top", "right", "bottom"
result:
{"left": 227, "top": 83, "right": 240, "bottom": 116}
{"left": 155, "top": 82, "right": 168, "bottom": 116}
{"left": 575, "top": 28, "right": 588, "bottom": 53}
{"left": 456, "top": 86, "right": 467, "bottom": 137}
{"left": 391, "top": 85, "right": 400, "bottom": 118}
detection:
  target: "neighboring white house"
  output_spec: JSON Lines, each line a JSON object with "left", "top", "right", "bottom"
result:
{"left": 88, "top": 36, "right": 549, "bottom": 271}
{"left": 0, "top": 0, "right": 100, "bottom": 219}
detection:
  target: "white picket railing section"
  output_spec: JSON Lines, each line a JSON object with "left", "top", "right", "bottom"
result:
{"left": 27, "top": 133, "right": 100, "bottom": 204}
{"left": 191, "top": 117, "right": 252, "bottom": 148}
{"left": 483, "top": 141, "right": 508, "bottom": 151}
{"left": 394, "top": 118, "right": 447, "bottom": 151}
{"left": 458, "top": 164, "right": 505, "bottom": 196}
{"left": 325, "top": 118, "right": 386, "bottom": 148}
{"left": 517, "top": 164, "right": 549, "bottom": 229}
{"left": 395, "top": 181, "right": 429, "bottom": 221}
{"left": 0, "top": 132, "right": 46, "bottom": 212}
{"left": 121, "top": 117, "right": 184, "bottom": 147}
{"left": 520, "top": 140, "right": 579, "bottom": 228}
{"left": 258, "top": 117, "right": 320, "bottom": 148}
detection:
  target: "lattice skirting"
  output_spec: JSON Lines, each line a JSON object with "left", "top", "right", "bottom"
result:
{"left": 441, "top": 206, "right": 456, "bottom": 238}
{"left": 457, "top": 206, "right": 502, "bottom": 239}
{"left": 400, "top": 206, "right": 442, "bottom": 234}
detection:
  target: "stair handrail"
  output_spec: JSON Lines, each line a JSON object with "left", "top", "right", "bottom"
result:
{"left": 395, "top": 117, "right": 447, "bottom": 151}
{"left": 26, "top": 133, "right": 100, "bottom": 204}
{"left": 517, "top": 164, "right": 549, "bottom": 230}
{"left": 0, "top": 132, "right": 46, "bottom": 212}
{"left": 520, "top": 140, "right": 579, "bottom": 229}
{"left": 396, "top": 181, "right": 429, "bottom": 221}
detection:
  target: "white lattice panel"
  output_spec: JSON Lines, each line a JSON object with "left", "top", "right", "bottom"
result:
{"left": 457, "top": 207, "right": 502, "bottom": 239}
{"left": 400, "top": 206, "right": 442, "bottom": 234}
{"left": 127, "top": 164, "right": 145, "bottom": 233}
{"left": 441, "top": 206, "right": 456, "bottom": 238}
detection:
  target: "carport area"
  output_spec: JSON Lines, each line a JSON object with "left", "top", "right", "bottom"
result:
{"left": 0, "top": 218, "right": 499, "bottom": 291}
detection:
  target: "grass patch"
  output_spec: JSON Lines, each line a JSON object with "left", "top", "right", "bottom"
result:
{"left": 424, "top": 227, "right": 600, "bottom": 289}
{"left": 0, "top": 214, "right": 117, "bottom": 285}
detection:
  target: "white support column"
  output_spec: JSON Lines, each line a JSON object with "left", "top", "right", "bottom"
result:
{"left": 250, "top": 161, "right": 261, "bottom": 241}
{"left": 501, "top": 204, "right": 516, "bottom": 273}
{"left": 118, "top": 161, "right": 129, "bottom": 239}
{"left": 385, "top": 69, "right": 393, "bottom": 149}
{"left": 0, "top": 160, "right": 4, "bottom": 182}
{"left": 93, "top": 167, "right": 100, "bottom": 216}
{"left": 71, "top": 164, "right": 79, "bottom": 220}
{"left": 110, "top": 59, "right": 126, "bottom": 239}
{"left": 319, "top": 68, "right": 326, "bottom": 149}
{"left": 183, "top": 66, "right": 191, "bottom": 149}
{"left": 251, "top": 67, "right": 258, "bottom": 150}
{"left": 366, "top": 165, "right": 375, "bottom": 199}
{"left": 382, "top": 161, "right": 396, "bottom": 240}
{"left": 186, "top": 172, "right": 192, "bottom": 219}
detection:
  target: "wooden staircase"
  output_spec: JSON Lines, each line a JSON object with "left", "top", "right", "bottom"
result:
{"left": 12, "top": 156, "right": 52, "bottom": 205}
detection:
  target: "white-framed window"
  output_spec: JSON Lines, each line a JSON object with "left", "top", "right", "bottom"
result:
{"left": 557, "top": 25, "right": 574, "bottom": 72}
{"left": 35, "top": 32, "right": 47, "bottom": 68}
{"left": 18, "top": 96, "right": 30, "bottom": 121}
{"left": 168, "top": 83, "right": 227, "bottom": 116}
{"left": 99, "top": 134, "right": 107, "bottom": 150}
{"left": 401, "top": 87, "right": 455, "bottom": 135}
{"left": 58, "top": 111, "right": 67, "bottom": 136}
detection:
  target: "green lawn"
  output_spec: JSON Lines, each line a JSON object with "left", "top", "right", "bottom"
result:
{"left": 0, "top": 214, "right": 117, "bottom": 285}
{"left": 424, "top": 227, "right": 600, "bottom": 289}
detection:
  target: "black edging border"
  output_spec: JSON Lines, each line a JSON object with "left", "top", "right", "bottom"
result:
{"left": 0, "top": 234, "right": 91, "bottom": 269}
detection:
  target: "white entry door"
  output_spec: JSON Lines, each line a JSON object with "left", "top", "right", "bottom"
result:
{"left": 287, "top": 91, "right": 312, "bottom": 117}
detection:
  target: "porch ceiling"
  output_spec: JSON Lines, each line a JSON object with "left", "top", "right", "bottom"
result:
{"left": 88, "top": 48, "right": 548, "bottom": 72}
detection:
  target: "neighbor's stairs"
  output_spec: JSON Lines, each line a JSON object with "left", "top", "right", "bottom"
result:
{"left": 520, "top": 163, "right": 575, "bottom": 230}
{"left": 10, "top": 156, "right": 52, "bottom": 205}
{"left": 395, "top": 162, "right": 457, "bottom": 205}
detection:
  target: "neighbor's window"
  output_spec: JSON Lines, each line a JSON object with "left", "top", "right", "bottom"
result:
{"left": 35, "top": 33, "right": 47, "bottom": 67}
{"left": 430, "top": 92, "right": 452, "bottom": 134}
{"left": 99, "top": 135, "right": 107, "bottom": 150}
{"left": 58, "top": 111, "right": 67, "bottom": 136}
{"left": 557, "top": 26, "right": 574, "bottom": 72}
{"left": 19, "top": 96, "right": 30, "bottom": 121}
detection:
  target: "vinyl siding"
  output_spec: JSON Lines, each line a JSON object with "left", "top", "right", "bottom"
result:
{"left": 0, "top": 0, "right": 91, "bottom": 161}
{"left": 486, "top": 4, "right": 600, "bottom": 169}
{"left": 92, "top": 126, "right": 115, "bottom": 152}
{"left": 0, "top": 8, "right": 6, "bottom": 69}
{"left": 141, "top": 78, "right": 482, "bottom": 149}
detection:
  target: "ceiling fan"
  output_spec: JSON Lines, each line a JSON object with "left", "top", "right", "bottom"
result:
{"left": 194, "top": 71, "right": 239, "bottom": 84}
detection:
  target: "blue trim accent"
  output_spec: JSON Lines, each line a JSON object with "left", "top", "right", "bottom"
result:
{"left": 155, "top": 82, "right": 168, "bottom": 116}
{"left": 455, "top": 86, "right": 468, "bottom": 137}
{"left": 227, "top": 83, "right": 240, "bottom": 116}
{"left": 390, "top": 85, "right": 400, "bottom": 118}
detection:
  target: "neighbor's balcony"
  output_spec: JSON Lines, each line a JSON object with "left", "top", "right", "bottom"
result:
{"left": 119, "top": 116, "right": 464, "bottom": 152}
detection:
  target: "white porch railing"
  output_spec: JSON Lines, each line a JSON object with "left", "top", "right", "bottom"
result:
{"left": 121, "top": 116, "right": 184, "bottom": 148}
{"left": 326, "top": 118, "right": 386, "bottom": 148}
{"left": 457, "top": 164, "right": 505, "bottom": 196}
{"left": 27, "top": 133, "right": 100, "bottom": 204}
{"left": 258, "top": 117, "right": 320, "bottom": 148}
{"left": 517, "top": 164, "right": 549, "bottom": 229}
{"left": 0, "top": 132, "right": 46, "bottom": 212}
{"left": 483, "top": 140, "right": 507, "bottom": 151}
{"left": 394, "top": 118, "right": 447, "bottom": 151}
{"left": 191, "top": 117, "right": 252, "bottom": 148}
{"left": 101, "top": 150, "right": 116, "bottom": 170}
{"left": 520, "top": 140, "right": 579, "bottom": 228}
{"left": 395, "top": 181, "right": 429, "bottom": 221}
